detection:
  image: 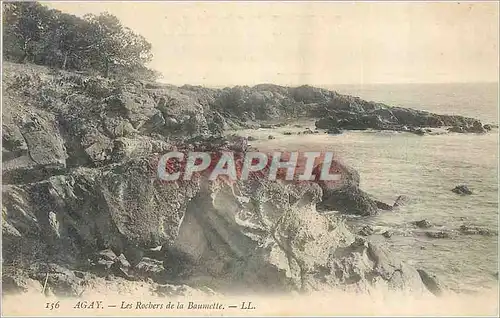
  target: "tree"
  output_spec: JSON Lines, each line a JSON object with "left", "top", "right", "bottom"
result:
{"left": 45, "top": 12, "right": 93, "bottom": 69}
{"left": 3, "top": 2, "right": 156, "bottom": 79}
{"left": 3, "top": 2, "right": 52, "bottom": 63}
{"left": 83, "top": 13, "right": 153, "bottom": 78}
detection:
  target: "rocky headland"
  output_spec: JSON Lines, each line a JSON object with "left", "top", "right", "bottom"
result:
{"left": 2, "top": 62, "right": 494, "bottom": 299}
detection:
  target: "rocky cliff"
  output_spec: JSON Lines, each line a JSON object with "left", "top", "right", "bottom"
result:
{"left": 2, "top": 62, "right": 469, "bottom": 298}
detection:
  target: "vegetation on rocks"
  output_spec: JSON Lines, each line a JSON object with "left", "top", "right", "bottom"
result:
{"left": 3, "top": 2, "right": 158, "bottom": 80}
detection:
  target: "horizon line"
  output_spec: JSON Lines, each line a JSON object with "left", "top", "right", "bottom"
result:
{"left": 155, "top": 80, "right": 500, "bottom": 89}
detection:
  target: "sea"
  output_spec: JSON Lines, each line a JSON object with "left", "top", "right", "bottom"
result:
{"left": 237, "top": 82, "right": 499, "bottom": 293}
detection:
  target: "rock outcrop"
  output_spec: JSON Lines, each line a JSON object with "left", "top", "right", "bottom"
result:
{"left": 2, "top": 62, "right": 467, "bottom": 298}
{"left": 315, "top": 108, "right": 485, "bottom": 135}
{"left": 458, "top": 225, "right": 498, "bottom": 236}
{"left": 417, "top": 269, "right": 446, "bottom": 297}
{"left": 452, "top": 185, "right": 473, "bottom": 195}
{"left": 413, "top": 220, "right": 433, "bottom": 229}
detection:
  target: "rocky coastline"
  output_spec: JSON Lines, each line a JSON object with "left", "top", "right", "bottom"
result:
{"left": 2, "top": 62, "right": 496, "bottom": 299}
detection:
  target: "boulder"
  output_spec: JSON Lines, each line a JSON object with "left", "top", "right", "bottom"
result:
{"left": 29, "top": 263, "right": 86, "bottom": 297}
{"left": 469, "top": 120, "right": 486, "bottom": 133}
{"left": 312, "top": 159, "right": 380, "bottom": 216}
{"left": 452, "top": 185, "right": 473, "bottom": 195}
{"left": 417, "top": 269, "right": 446, "bottom": 296}
{"left": 448, "top": 120, "right": 486, "bottom": 134}
{"left": 458, "top": 225, "right": 497, "bottom": 236}
{"left": 318, "top": 185, "right": 379, "bottom": 216}
{"left": 2, "top": 113, "right": 68, "bottom": 184}
{"left": 382, "top": 230, "right": 393, "bottom": 238}
{"left": 413, "top": 220, "right": 432, "bottom": 229}
{"left": 133, "top": 257, "right": 166, "bottom": 282}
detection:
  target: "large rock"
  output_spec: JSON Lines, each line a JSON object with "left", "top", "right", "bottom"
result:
{"left": 315, "top": 106, "right": 483, "bottom": 134}
{"left": 452, "top": 185, "right": 473, "bottom": 195}
{"left": 318, "top": 185, "right": 379, "bottom": 216}
{"left": 417, "top": 269, "right": 446, "bottom": 296}
{"left": 458, "top": 225, "right": 497, "bottom": 236}
{"left": 413, "top": 220, "right": 433, "bottom": 229}
{"left": 169, "top": 178, "right": 430, "bottom": 294}
{"left": 447, "top": 120, "right": 486, "bottom": 134}
{"left": 2, "top": 112, "right": 68, "bottom": 184}
{"left": 2, "top": 158, "right": 200, "bottom": 267}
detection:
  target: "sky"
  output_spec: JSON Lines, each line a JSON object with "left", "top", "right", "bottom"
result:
{"left": 44, "top": 1, "right": 499, "bottom": 86}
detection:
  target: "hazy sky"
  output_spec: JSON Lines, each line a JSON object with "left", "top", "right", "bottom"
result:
{"left": 45, "top": 1, "right": 499, "bottom": 86}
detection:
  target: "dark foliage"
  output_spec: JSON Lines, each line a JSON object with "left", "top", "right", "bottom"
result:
{"left": 3, "top": 2, "right": 159, "bottom": 80}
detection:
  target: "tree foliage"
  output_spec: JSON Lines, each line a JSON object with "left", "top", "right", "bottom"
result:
{"left": 3, "top": 2, "right": 157, "bottom": 79}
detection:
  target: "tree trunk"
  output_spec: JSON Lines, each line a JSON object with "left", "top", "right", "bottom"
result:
{"left": 19, "top": 39, "right": 30, "bottom": 64}
{"left": 62, "top": 51, "right": 69, "bottom": 69}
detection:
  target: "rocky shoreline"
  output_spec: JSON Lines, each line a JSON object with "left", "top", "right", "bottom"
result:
{"left": 2, "top": 62, "right": 496, "bottom": 299}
